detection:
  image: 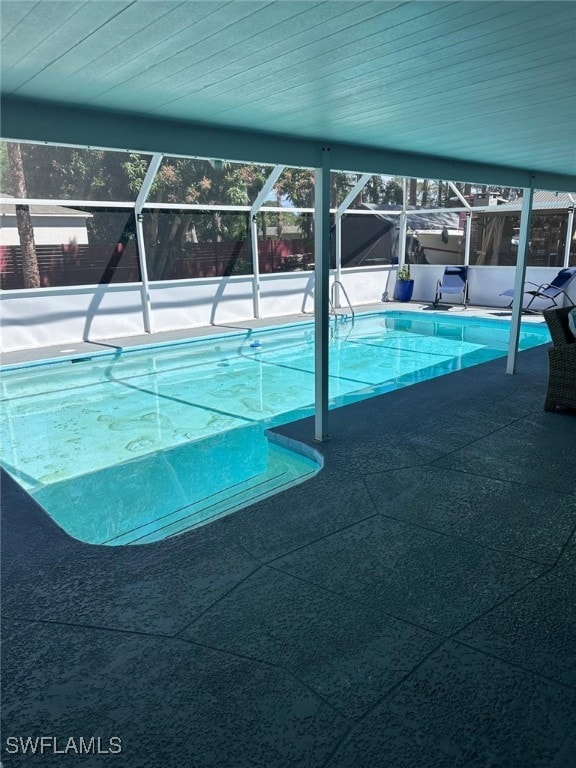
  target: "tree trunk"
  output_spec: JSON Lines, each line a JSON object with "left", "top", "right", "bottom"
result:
{"left": 157, "top": 213, "right": 183, "bottom": 279}
{"left": 275, "top": 191, "right": 283, "bottom": 239}
{"left": 408, "top": 178, "right": 417, "bottom": 206}
{"left": 421, "top": 179, "right": 429, "bottom": 207}
{"left": 7, "top": 143, "right": 41, "bottom": 288}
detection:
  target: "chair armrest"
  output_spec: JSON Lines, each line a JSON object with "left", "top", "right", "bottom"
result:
{"left": 524, "top": 281, "right": 551, "bottom": 292}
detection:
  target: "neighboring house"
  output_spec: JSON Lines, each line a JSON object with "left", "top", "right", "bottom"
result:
{"left": 489, "top": 190, "right": 576, "bottom": 212}
{"left": 471, "top": 191, "right": 576, "bottom": 267}
{"left": 0, "top": 196, "right": 91, "bottom": 246}
{"left": 0, "top": 198, "right": 141, "bottom": 289}
{"left": 265, "top": 224, "right": 302, "bottom": 240}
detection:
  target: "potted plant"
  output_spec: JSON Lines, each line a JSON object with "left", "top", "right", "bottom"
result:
{"left": 394, "top": 263, "right": 415, "bottom": 302}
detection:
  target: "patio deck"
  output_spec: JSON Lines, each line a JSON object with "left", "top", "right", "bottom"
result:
{"left": 2, "top": 316, "right": 576, "bottom": 767}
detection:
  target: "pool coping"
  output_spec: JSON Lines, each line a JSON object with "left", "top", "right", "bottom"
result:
{"left": 0, "top": 301, "right": 548, "bottom": 368}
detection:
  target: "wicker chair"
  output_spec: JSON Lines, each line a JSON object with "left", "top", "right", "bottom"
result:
{"left": 543, "top": 307, "right": 576, "bottom": 411}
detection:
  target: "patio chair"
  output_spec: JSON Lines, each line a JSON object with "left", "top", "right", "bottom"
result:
{"left": 433, "top": 266, "right": 468, "bottom": 308}
{"left": 543, "top": 307, "right": 576, "bottom": 411}
{"left": 501, "top": 267, "right": 576, "bottom": 311}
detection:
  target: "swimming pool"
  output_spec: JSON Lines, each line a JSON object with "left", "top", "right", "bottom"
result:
{"left": 0, "top": 311, "right": 549, "bottom": 545}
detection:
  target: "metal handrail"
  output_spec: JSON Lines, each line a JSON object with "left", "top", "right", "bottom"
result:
{"left": 330, "top": 280, "right": 355, "bottom": 320}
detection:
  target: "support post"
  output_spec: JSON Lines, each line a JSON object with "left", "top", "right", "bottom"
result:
{"left": 334, "top": 173, "right": 371, "bottom": 306}
{"left": 506, "top": 184, "right": 534, "bottom": 374}
{"left": 399, "top": 210, "right": 407, "bottom": 267}
{"left": 314, "top": 148, "right": 331, "bottom": 442}
{"left": 447, "top": 180, "right": 471, "bottom": 208}
{"left": 135, "top": 153, "right": 163, "bottom": 333}
{"left": 250, "top": 165, "right": 285, "bottom": 319}
{"left": 464, "top": 211, "right": 472, "bottom": 267}
{"left": 446, "top": 181, "right": 473, "bottom": 267}
{"left": 399, "top": 177, "right": 408, "bottom": 269}
{"left": 563, "top": 204, "right": 574, "bottom": 268}
{"left": 250, "top": 214, "right": 261, "bottom": 318}
{"left": 335, "top": 214, "right": 342, "bottom": 305}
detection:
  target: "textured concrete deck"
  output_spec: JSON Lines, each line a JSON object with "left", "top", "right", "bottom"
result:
{"left": 2, "top": 335, "right": 576, "bottom": 767}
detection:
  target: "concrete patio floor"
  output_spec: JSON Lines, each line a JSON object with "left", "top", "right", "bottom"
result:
{"left": 2, "top": 312, "right": 576, "bottom": 767}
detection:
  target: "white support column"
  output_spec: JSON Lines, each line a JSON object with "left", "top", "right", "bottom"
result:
{"left": 250, "top": 215, "right": 261, "bottom": 318}
{"left": 399, "top": 210, "right": 407, "bottom": 267}
{"left": 447, "top": 180, "right": 471, "bottom": 208}
{"left": 314, "top": 148, "right": 331, "bottom": 442}
{"left": 338, "top": 173, "right": 373, "bottom": 216}
{"left": 506, "top": 184, "right": 534, "bottom": 374}
{"left": 447, "top": 181, "right": 473, "bottom": 267}
{"left": 399, "top": 177, "right": 408, "bottom": 268}
{"left": 334, "top": 173, "right": 372, "bottom": 306}
{"left": 135, "top": 153, "right": 163, "bottom": 333}
{"left": 250, "top": 165, "right": 285, "bottom": 319}
{"left": 563, "top": 205, "right": 574, "bottom": 268}
{"left": 335, "top": 214, "right": 342, "bottom": 305}
{"left": 464, "top": 211, "right": 472, "bottom": 266}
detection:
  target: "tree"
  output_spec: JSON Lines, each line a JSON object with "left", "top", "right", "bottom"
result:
{"left": 7, "top": 143, "right": 40, "bottom": 288}
{"left": 114, "top": 156, "right": 270, "bottom": 278}
{"left": 8, "top": 142, "right": 458, "bottom": 280}
{"left": 408, "top": 177, "right": 417, "bottom": 206}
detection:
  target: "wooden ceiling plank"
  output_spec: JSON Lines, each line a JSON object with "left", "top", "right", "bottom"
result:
{"left": 86, "top": 1, "right": 396, "bottom": 106}
{"left": 182, "top": 2, "right": 524, "bottom": 110}
{"left": 201, "top": 13, "right": 573, "bottom": 125}
{"left": 0, "top": 1, "right": 40, "bottom": 41}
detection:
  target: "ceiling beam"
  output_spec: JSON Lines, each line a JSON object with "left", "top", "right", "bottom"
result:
{"left": 2, "top": 96, "right": 575, "bottom": 193}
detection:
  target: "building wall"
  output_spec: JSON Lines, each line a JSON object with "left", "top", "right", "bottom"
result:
{"left": 0, "top": 215, "right": 89, "bottom": 246}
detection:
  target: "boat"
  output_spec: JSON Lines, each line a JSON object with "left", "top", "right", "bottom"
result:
{"left": 410, "top": 226, "right": 464, "bottom": 265}
{"left": 356, "top": 204, "right": 465, "bottom": 266}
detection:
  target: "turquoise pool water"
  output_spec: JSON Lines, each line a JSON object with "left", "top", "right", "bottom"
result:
{"left": 0, "top": 311, "right": 549, "bottom": 544}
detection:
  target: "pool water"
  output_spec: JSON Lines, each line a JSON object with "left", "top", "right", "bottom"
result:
{"left": 0, "top": 311, "right": 549, "bottom": 544}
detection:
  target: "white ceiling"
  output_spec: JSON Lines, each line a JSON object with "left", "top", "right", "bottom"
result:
{"left": 1, "top": 1, "right": 575, "bottom": 189}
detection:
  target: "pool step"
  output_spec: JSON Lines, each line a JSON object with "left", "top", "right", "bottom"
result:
{"left": 108, "top": 447, "right": 319, "bottom": 545}
{"left": 33, "top": 434, "right": 320, "bottom": 546}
